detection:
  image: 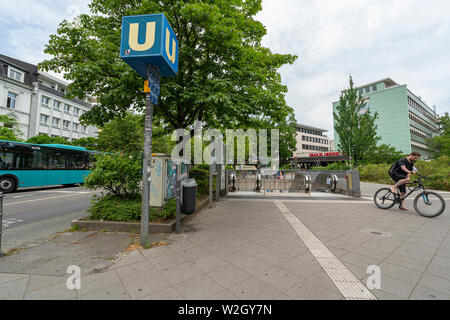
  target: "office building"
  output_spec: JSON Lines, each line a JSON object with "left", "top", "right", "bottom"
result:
{"left": 332, "top": 78, "right": 440, "bottom": 158}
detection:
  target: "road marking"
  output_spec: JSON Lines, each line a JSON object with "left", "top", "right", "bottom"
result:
{"left": 230, "top": 198, "right": 372, "bottom": 204}
{"left": 273, "top": 201, "right": 377, "bottom": 300}
{"left": 1, "top": 218, "right": 24, "bottom": 229}
{"left": 4, "top": 193, "right": 91, "bottom": 206}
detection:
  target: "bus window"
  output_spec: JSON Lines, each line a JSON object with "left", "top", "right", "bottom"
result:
{"left": 47, "top": 149, "right": 66, "bottom": 169}
{"left": 0, "top": 147, "right": 21, "bottom": 170}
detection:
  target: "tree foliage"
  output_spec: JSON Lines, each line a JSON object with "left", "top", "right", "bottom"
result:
{"left": 0, "top": 114, "right": 23, "bottom": 141}
{"left": 26, "top": 134, "right": 70, "bottom": 145}
{"left": 333, "top": 76, "right": 380, "bottom": 166}
{"left": 427, "top": 112, "right": 450, "bottom": 159}
{"left": 39, "top": 0, "right": 298, "bottom": 162}
{"left": 361, "top": 144, "right": 405, "bottom": 165}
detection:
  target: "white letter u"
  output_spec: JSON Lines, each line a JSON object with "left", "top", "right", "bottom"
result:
{"left": 165, "top": 28, "right": 176, "bottom": 64}
{"left": 129, "top": 22, "right": 156, "bottom": 51}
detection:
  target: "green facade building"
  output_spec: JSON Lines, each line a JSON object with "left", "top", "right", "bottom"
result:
{"left": 332, "top": 78, "right": 440, "bottom": 158}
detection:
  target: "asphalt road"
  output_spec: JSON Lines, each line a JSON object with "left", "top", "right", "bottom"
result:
{"left": 1, "top": 186, "right": 99, "bottom": 253}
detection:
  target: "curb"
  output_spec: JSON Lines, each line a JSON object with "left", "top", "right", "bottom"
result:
{"left": 71, "top": 196, "right": 211, "bottom": 234}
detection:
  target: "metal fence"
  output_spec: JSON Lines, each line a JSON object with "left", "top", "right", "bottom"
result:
{"left": 226, "top": 169, "right": 361, "bottom": 197}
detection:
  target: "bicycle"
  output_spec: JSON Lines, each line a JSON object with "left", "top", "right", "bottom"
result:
{"left": 374, "top": 174, "right": 446, "bottom": 218}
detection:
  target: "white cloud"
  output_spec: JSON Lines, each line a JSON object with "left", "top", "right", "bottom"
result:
{"left": 0, "top": 0, "right": 449, "bottom": 135}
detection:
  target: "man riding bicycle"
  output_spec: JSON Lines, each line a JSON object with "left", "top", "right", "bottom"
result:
{"left": 389, "top": 152, "right": 421, "bottom": 211}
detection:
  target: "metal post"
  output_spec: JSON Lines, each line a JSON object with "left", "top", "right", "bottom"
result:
{"left": 175, "top": 163, "right": 181, "bottom": 234}
{"left": 216, "top": 164, "right": 221, "bottom": 201}
{"left": 209, "top": 164, "right": 213, "bottom": 207}
{"left": 0, "top": 192, "right": 5, "bottom": 257}
{"left": 140, "top": 71, "right": 154, "bottom": 247}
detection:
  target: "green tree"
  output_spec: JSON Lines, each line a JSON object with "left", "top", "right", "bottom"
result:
{"left": 26, "top": 134, "right": 71, "bottom": 145}
{"left": 39, "top": 0, "right": 297, "bottom": 162}
{"left": 333, "top": 76, "right": 380, "bottom": 166}
{"left": 72, "top": 137, "right": 99, "bottom": 150}
{"left": 361, "top": 144, "right": 405, "bottom": 164}
{"left": 0, "top": 114, "right": 23, "bottom": 141}
{"left": 428, "top": 112, "right": 450, "bottom": 159}
{"left": 96, "top": 113, "right": 175, "bottom": 154}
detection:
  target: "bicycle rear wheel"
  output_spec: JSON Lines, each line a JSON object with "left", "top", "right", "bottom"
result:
{"left": 374, "top": 188, "right": 396, "bottom": 209}
{"left": 414, "top": 191, "right": 446, "bottom": 218}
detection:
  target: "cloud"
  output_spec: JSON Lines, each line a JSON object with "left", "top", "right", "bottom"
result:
{"left": 257, "top": 0, "right": 450, "bottom": 137}
{"left": 0, "top": 0, "right": 449, "bottom": 136}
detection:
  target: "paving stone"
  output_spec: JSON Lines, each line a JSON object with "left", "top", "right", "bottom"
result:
{"left": 124, "top": 273, "right": 172, "bottom": 300}
{"left": 418, "top": 273, "right": 450, "bottom": 295}
{"left": 285, "top": 279, "right": 342, "bottom": 300}
{"left": 384, "top": 254, "right": 430, "bottom": 272}
{"left": 233, "top": 256, "right": 274, "bottom": 275}
{"left": 207, "top": 265, "right": 251, "bottom": 289}
{"left": 140, "top": 287, "right": 184, "bottom": 300}
{"left": 0, "top": 273, "right": 29, "bottom": 284}
{"left": 352, "top": 245, "right": 392, "bottom": 260}
{"left": 378, "top": 262, "right": 423, "bottom": 284}
{"left": 279, "top": 257, "right": 321, "bottom": 279}
{"left": 26, "top": 275, "right": 66, "bottom": 293}
{"left": 189, "top": 255, "right": 228, "bottom": 274}
{"left": 206, "top": 290, "right": 240, "bottom": 300}
{"left": 229, "top": 277, "right": 282, "bottom": 300}
{"left": 367, "top": 274, "right": 416, "bottom": 299}
{"left": 340, "top": 252, "right": 380, "bottom": 269}
{"left": 160, "top": 262, "right": 204, "bottom": 286}
{"left": 77, "top": 269, "right": 123, "bottom": 296}
{"left": 79, "top": 283, "right": 129, "bottom": 300}
{"left": 409, "top": 286, "right": 450, "bottom": 300}
{"left": 426, "top": 263, "right": 450, "bottom": 281}
{"left": 24, "top": 282, "right": 77, "bottom": 300}
{"left": 149, "top": 253, "right": 189, "bottom": 271}
{"left": 115, "top": 261, "right": 158, "bottom": 282}
{"left": 256, "top": 266, "right": 302, "bottom": 292}
{"left": 174, "top": 275, "right": 226, "bottom": 300}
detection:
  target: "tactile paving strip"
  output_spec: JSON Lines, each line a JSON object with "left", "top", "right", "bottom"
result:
{"left": 274, "top": 201, "right": 377, "bottom": 300}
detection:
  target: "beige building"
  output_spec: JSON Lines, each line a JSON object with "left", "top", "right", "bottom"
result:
{"left": 294, "top": 124, "right": 332, "bottom": 158}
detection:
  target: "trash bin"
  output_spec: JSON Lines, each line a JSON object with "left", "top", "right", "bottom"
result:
{"left": 182, "top": 179, "right": 197, "bottom": 215}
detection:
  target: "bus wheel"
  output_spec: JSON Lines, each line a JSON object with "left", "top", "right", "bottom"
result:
{"left": 0, "top": 177, "right": 16, "bottom": 194}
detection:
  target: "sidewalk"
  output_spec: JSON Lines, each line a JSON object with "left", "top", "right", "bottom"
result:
{"left": 1, "top": 192, "right": 449, "bottom": 300}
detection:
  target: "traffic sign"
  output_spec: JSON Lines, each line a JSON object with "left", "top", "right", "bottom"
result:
{"left": 120, "top": 13, "right": 179, "bottom": 78}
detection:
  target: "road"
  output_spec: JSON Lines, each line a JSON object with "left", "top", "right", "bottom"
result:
{"left": 1, "top": 186, "right": 99, "bottom": 253}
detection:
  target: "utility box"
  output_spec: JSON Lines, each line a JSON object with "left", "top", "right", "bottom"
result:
{"left": 149, "top": 154, "right": 188, "bottom": 207}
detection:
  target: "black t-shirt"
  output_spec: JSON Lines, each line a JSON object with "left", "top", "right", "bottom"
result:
{"left": 392, "top": 157, "right": 414, "bottom": 176}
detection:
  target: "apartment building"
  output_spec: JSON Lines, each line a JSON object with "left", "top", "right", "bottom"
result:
{"left": 0, "top": 54, "right": 98, "bottom": 141}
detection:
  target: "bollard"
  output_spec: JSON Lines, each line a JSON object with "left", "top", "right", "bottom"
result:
{"left": 0, "top": 192, "right": 5, "bottom": 257}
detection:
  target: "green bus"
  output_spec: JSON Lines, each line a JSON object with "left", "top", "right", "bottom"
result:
{"left": 0, "top": 140, "right": 95, "bottom": 193}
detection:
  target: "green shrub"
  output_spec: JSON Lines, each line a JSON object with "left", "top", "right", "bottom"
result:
{"left": 311, "top": 162, "right": 351, "bottom": 171}
{"left": 358, "top": 156, "right": 450, "bottom": 191}
{"left": 84, "top": 153, "right": 142, "bottom": 197}
{"left": 88, "top": 195, "right": 177, "bottom": 222}
{"left": 189, "top": 167, "right": 210, "bottom": 196}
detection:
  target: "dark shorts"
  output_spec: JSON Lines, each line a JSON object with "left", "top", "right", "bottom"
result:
{"left": 390, "top": 173, "right": 407, "bottom": 193}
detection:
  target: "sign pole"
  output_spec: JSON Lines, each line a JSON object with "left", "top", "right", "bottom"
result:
{"left": 175, "top": 163, "right": 181, "bottom": 234}
{"left": 140, "top": 70, "right": 154, "bottom": 247}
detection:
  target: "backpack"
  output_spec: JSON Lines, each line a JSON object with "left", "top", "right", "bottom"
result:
{"left": 388, "top": 161, "right": 398, "bottom": 176}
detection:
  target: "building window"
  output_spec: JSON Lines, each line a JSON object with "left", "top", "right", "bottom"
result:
{"left": 358, "top": 89, "right": 364, "bottom": 95}
{"left": 8, "top": 68, "right": 22, "bottom": 82}
{"left": 63, "top": 120, "right": 70, "bottom": 129}
{"left": 64, "top": 104, "right": 71, "bottom": 113}
{"left": 52, "top": 118, "right": 60, "bottom": 128}
{"left": 6, "top": 92, "right": 17, "bottom": 109}
{"left": 73, "top": 107, "right": 79, "bottom": 116}
{"left": 41, "top": 96, "right": 50, "bottom": 108}
{"left": 53, "top": 100, "right": 61, "bottom": 111}
{"left": 365, "top": 87, "right": 370, "bottom": 93}
{"left": 372, "top": 85, "right": 377, "bottom": 92}
{"left": 40, "top": 114, "right": 49, "bottom": 125}
{"left": 73, "top": 123, "right": 79, "bottom": 132}
{"left": 81, "top": 125, "right": 86, "bottom": 133}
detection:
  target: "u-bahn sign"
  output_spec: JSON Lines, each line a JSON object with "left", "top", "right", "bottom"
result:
{"left": 120, "top": 13, "right": 179, "bottom": 78}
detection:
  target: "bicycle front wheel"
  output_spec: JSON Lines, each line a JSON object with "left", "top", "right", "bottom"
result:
{"left": 374, "top": 188, "right": 396, "bottom": 209}
{"left": 414, "top": 191, "right": 446, "bottom": 218}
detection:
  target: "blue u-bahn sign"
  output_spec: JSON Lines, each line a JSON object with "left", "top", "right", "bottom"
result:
{"left": 120, "top": 13, "right": 179, "bottom": 78}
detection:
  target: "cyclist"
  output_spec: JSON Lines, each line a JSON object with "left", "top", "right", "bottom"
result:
{"left": 389, "top": 152, "right": 421, "bottom": 211}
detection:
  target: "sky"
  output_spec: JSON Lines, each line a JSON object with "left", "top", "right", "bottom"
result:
{"left": 1, "top": 0, "right": 449, "bottom": 138}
